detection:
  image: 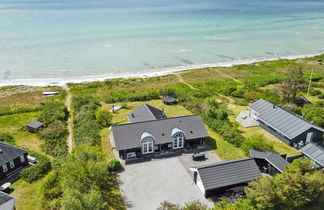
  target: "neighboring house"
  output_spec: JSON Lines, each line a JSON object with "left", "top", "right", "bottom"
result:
{"left": 249, "top": 149, "right": 290, "bottom": 175}
{"left": 111, "top": 104, "right": 208, "bottom": 160}
{"left": 299, "top": 143, "right": 324, "bottom": 169}
{"left": 0, "top": 142, "right": 29, "bottom": 181}
{"left": 249, "top": 99, "right": 324, "bottom": 148}
{"left": 190, "top": 158, "right": 262, "bottom": 197}
{"left": 0, "top": 192, "right": 15, "bottom": 210}
{"left": 127, "top": 104, "right": 167, "bottom": 123}
{"left": 26, "top": 120, "right": 43, "bottom": 133}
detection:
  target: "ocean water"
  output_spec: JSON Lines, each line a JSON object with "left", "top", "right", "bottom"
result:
{"left": 1, "top": 0, "right": 324, "bottom": 84}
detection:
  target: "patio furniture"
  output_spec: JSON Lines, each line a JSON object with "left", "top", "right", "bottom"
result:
{"left": 192, "top": 152, "right": 205, "bottom": 161}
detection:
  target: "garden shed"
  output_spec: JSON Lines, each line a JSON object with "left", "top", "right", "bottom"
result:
{"left": 26, "top": 121, "right": 43, "bottom": 133}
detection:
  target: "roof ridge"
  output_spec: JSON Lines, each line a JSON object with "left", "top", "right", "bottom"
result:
{"left": 143, "top": 104, "right": 162, "bottom": 119}
{"left": 196, "top": 158, "right": 252, "bottom": 169}
{"left": 112, "top": 115, "right": 201, "bottom": 127}
{"left": 253, "top": 99, "right": 324, "bottom": 133}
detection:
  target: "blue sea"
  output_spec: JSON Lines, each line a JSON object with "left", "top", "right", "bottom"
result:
{"left": 1, "top": 0, "right": 324, "bottom": 85}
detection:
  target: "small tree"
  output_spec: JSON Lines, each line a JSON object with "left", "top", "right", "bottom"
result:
{"left": 95, "top": 109, "right": 113, "bottom": 128}
{"left": 278, "top": 66, "right": 304, "bottom": 103}
{"left": 0, "top": 133, "right": 15, "bottom": 144}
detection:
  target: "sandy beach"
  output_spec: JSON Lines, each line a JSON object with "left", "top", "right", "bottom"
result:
{"left": 0, "top": 52, "right": 322, "bottom": 87}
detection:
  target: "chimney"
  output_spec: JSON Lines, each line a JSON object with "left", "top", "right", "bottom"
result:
{"left": 132, "top": 113, "right": 135, "bottom": 118}
{"left": 273, "top": 104, "right": 276, "bottom": 109}
{"left": 161, "top": 108, "right": 165, "bottom": 119}
{"left": 112, "top": 104, "right": 115, "bottom": 113}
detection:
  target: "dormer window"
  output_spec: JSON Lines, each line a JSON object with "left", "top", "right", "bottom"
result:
{"left": 2, "top": 164, "right": 8, "bottom": 173}
{"left": 141, "top": 132, "right": 155, "bottom": 154}
{"left": 172, "top": 128, "right": 185, "bottom": 149}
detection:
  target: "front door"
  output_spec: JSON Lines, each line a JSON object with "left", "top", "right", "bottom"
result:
{"left": 306, "top": 132, "right": 314, "bottom": 144}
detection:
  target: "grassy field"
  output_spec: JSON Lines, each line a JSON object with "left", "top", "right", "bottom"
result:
{"left": 0, "top": 85, "right": 65, "bottom": 115}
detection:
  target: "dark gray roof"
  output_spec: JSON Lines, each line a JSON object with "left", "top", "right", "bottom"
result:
{"left": 111, "top": 115, "right": 208, "bottom": 150}
{"left": 249, "top": 149, "right": 289, "bottom": 172}
{"left": 300, "top": 143, "right": 324, "bottom": 167}
{"left": 195, "top": 158, "right": 261, "bottom": 190}
{"left": 0, "top": 142, "right": 28, "bottom": 165}
{"left": 162, "top": 96, "right": 176, "bottom": 103}
{"left": 0, "top": 191, "right": 14, "bottom": 205}
{"left": 127, "top": 104, "right": 167, "bottom": 123}
{"left": 26, "top": 120, "right": 43, "bottom": 129}
{"left": 249, "top": 99, "right": 324, "bottom": 139}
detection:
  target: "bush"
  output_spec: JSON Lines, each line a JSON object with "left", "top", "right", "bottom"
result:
{"left": 95, "top": 109, "right": 113, "bottom": 128}
{"left": 310, "top": 88, "right": 321, "bottom": 96}
{"left": 0, "top": 133, "right": 15, "bottom": 145}
{"left": 40, "top": 121, "right": 68, "bottom": 140}
{"left": 38, "top": 101, "right": 68, "bottom": 126}
{"left": 20, "top": 152, "right": 51, "bottom": 182}
{"left": 318, "top": 92, "right": 324, "bottom": 99}
{"left": 241, "top": 135, "right": 274, "bottom": 155}
{"left": 72, "top": 96, "right": 100, "bottom": 113}
{"left": 107, "top": 158, "right": 123, "bottom": 171}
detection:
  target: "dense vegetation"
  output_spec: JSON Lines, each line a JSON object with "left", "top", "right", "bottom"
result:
{"left": 0, "top": 132, "right": 15, "bottom": 145}
{"left": 215, "top": 159, "right": 324, "bottom": 210}
{"left": 72, "top": 96, "right": 101, "bottom": 146}
{"left": 38, "top": 101, "right": 69, "bottom": 157}
{"left": 20, "top": 152, "right": 51, "bottom": 183}
{"left": 41, "top": 146, "right": 125, "bottom": 209}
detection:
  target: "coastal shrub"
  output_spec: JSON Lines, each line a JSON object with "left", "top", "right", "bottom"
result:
{"left": 41, "top": 170, "right": 62, "bottom": 209}
{"left": 231, "top": 88, "right": 245, "bottom": 98}
{"left": 95, "top": 109, "right": 113, "bottom": 128}
{"left": 309, "top": 88, "right": 321, "bottom": 96}
{"left": 107, "top": 158, "right": 123, "bottom": 172}
{"left": 103, "top": 89, "right": 160, "bottom": 103}
{"left": 20, "top": 152, "right": 51, "bottom": 183}
{"left": 261, "top": 89, "right": 282, "bottom": 105}
{"left": 40, "top": 121, "right": 68, "bottom": 140}
{"left": 72, "top": 96, "right": 100, "bottom": 113}
{"left": 0, "top": 133, "right": 15, "bottom": 145}
{"left": 302, "top": 104, "right": 324, "bottom": 127}
{"left": 0, "top": 106, "right": 42, "bottom": 116}
{"left": 318, "top": 92, "right": 324, "bottom": 99}
{"left": 241, "top": 135, "right": 274, "bottom": 155}
{"left": 38, "top": 101, "right": 68, "bottom": 126}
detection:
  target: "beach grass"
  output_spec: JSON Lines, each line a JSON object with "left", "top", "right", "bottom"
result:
{"left": 0, "top": 85, "right": 65, "bottom": 115}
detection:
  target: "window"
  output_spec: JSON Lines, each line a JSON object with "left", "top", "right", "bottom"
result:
{"left": 306, "top": 132, "right": 314, "bottom": 144}
{"left": 20, "top": 155, "right": 25, "bottom": 163}
{"left": 173, "top": 132, "right": 184, "bottom": 149}
{"left": 2, "top": 164, "right": 8, "bottom": 173}
{"left": 142, "top": 137, "right": 154, "bottom": 154}
{"left": 127, "top": 152, "right": 136, "bottom": 159}
{"left": 9, "top": 160, "right": 15, "bottom": 169}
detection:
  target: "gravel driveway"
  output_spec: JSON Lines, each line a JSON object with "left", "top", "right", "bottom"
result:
{"left": 119, "top": 157, "right": 214, "bottom": 210}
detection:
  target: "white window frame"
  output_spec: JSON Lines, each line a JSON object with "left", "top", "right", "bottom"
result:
{"left": 9, "top": 160, "right": 15, "bottom": 169}
{"left": 142, "top": 137, "right": 154, "bottom": 154}
{"left": 306, "top": 132, "right": 314, "bottom": 144}
{"left": 20, "top": 155, "right": 25, "bottom": 163}
{"left": 173, "top": 132, "right": 184, "bottom": 149}
{"left": 126, "top": 152, "right": 136, "bottom": 159}
{"left": 2, "top": 164, "right": 8, "bottom": 173}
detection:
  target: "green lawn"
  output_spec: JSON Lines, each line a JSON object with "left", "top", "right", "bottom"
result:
{"left": 11, "top": 179, "right": 44, "bottom": 210}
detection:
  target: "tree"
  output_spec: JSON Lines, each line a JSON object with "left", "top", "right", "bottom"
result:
{"left": 241, "top": 135, "right": 274, "bottom": 155}
{"left": 278, "top": 66, "right": 304, "bottom": 103}
{"left": 95, "top": 109, "right": 113, "bottom": 128}
{"left": 244, "top": 158, "right": 324, "bottom": 209}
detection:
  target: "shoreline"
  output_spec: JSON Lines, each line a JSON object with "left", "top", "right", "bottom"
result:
{"left": 0, "top": 52, "right": 322, "bottom": 87}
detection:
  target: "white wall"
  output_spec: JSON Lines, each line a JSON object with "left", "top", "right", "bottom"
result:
{"left": 0, "top": 198, "right": 15, "bottom": 210}
{"left": 196, "top": 173, "right": 206, "bottom": 196}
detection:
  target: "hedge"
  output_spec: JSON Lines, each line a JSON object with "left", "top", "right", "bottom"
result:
{"left": 20, "top": 152, "right": 51, "bottom": 182}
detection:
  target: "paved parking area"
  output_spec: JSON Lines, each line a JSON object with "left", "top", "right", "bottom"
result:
{"left": 119, "top": 157, "right": 215, "bottom": 210}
